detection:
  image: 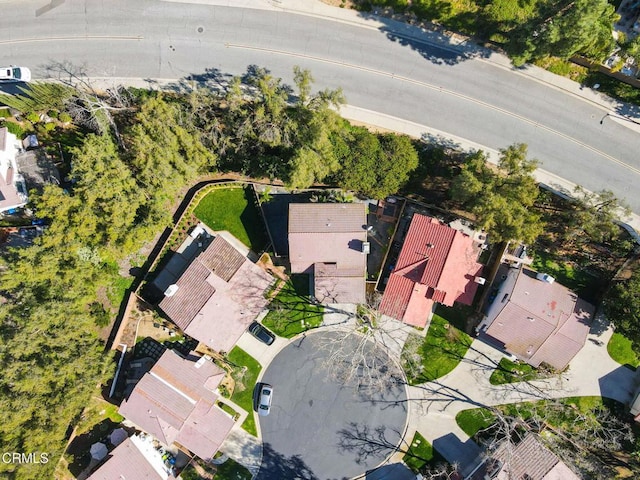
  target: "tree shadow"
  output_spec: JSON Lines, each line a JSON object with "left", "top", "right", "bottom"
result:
{"left": 354, "top": 9, "right": 493, "bottom": 67}
{"left": 255, "top": 443, "right": 321, "bottom": 480}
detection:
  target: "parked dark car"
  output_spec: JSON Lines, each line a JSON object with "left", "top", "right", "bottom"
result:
{"left": 248, "top": 322, "right": 275, "bottom": 345}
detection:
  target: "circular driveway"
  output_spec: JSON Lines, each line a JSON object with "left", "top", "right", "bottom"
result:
{"left": 256, "top": 331, "right": 408, "bottom": 480}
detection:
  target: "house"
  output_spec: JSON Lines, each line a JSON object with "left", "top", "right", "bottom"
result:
{"left": 480, "top": 434, "right": 580, "bottom": 480}
{"left": 288, "top": 203, "right": 368, "bottom": 304}
{"left": 87, "top": 435, "right": 177, "bottom": 480}
{"left": 119, "top": 349, "right": 235, "bottom": 463}
{"left": 478, "top": 267, "right": 594, "bottom": 370}
{"left": 380, "top": 214, "right": 484, "bottom": 328}
{"left": 155, "top": 227, "right": 273, "bottom": 353}
{"left": 0, "top": 127, "right": 28, "bottom": 213}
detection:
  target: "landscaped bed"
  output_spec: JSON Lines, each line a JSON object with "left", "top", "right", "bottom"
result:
{"left": 262, "top": 274, "right": 324, "bottom": 338}
{"left": 489, "top": 357, "right": 550, "bottom": 385}
{"left": 194, "top": 186, "right": 268, "bottom": 252}
{"left": 401, "top": 313, "right": 473, "bottom": 384}
{"left": 226, "top": 347, "right": 262, "bottom": 437}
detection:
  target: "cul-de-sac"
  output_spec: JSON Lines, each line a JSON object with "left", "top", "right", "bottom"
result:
{"left": 1, "top": 1, "right": 640, "bottom": 480}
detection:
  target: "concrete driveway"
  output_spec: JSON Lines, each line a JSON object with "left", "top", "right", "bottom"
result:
{"left": 256, "top": 331, "right": 409, "bottom": 480}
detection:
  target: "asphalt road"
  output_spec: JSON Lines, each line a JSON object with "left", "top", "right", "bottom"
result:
{"left": 1, "top": 0, "right": 639, "bottom": 212}
{"left": 258, "top": 331, "right": 408, "bottom": 480}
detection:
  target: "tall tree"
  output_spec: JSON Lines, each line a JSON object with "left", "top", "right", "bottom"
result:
{"left": 451, "top": 144, "right": 543, "bottom": 244}
{"left": 335, "top": 127, "right": 418, "bottom": 198}
{"left": 507, "top": 0, "right": 619, "bottom": 66}
{"left": 604, "top": 267, "right": 640, "bottom": 349}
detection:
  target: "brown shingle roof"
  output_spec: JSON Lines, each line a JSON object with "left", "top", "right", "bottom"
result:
{"left": 491, "top": 434, "right": 579, "bottom": 480}
{"left": 288, "top": 203, "right": 367, "bottom": 303}
{"left": 159, "top": 261, "right": 214, "bottom": 331}
{"left": 158, "top": 234, "right": 274, "bottom": 350}
{"left": 485, "top": 268, "right": 593, "bottom": 370}
{"left": 119, "top": 350, "right": 234, "bottom": 462}
{"left": 198, "top": 235, "right": 245, "bottom": 282}
{"left": 289, "top": 203, "right": 366, "bottom": 233}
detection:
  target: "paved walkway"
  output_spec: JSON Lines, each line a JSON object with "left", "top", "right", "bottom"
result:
{"left": 407, "top": 314, "right": 638, "bottom": 474}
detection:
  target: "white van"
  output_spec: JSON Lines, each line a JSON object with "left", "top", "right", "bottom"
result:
{"left": 0, "top": 66, "right": 31, "bottom": 82}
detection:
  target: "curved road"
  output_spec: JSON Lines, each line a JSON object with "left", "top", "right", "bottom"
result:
{"left": 1, "top": 0, "right": 639, "bottom": 212}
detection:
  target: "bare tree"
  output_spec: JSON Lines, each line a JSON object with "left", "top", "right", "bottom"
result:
{"left": 43, "top": 60, "right": 136, "bottom": 145}
{"left": 317, "top": 293, "right": 411, "bottom": 394}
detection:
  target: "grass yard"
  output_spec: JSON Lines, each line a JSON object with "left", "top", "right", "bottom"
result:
{"left": 401, "top": 314, "right": 473, "bottom": 384}
{"left": 456, "top": 408, "right": 496, "bottom": 437}
{"left": 180, "top": 458, "right": 251, "bottom": 480}
{"left": 403, "top": 432, "right": 434, "bottom": 473}
{"left": 489, "top": 357, "right": 542, "bottom": 385}
{"left": 227, "top": 347, "right": 262, "bottom": 436}
{"left": 262, "top": 274, "right": 324, "bottom": 338}
{"left": 194, "top": 186, "right": 268, "bottom": 252}
{"left": 214, "top": 458, "right": 252, "bottom": 480}
{"left": 607, "top": 332, "right": 640, "bottom": 369}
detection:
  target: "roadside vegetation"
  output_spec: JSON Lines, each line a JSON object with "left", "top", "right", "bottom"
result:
{"left": 352, "top": 1, "right": 640, "bottom": 105}
{"left": 262, "top": 275, "right": 325, "bottom": 338}
{"left": 456, "top": 396, "right": 639, "bottom": 478}
{"left": 401, "top": 313, "right": 472, "bottom": 384}
{"left": 226, "top": 347, "right": 262, "bottom": 437}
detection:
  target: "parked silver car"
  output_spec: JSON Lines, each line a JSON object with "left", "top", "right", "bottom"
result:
{"left": 257, "top": 384, "right": 273, "bottom": 416}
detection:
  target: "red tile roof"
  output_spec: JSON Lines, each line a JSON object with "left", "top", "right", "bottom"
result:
{"left": 119, "top": 350, "right": 234, "bottom": 462}
{"left": 289, "top": 203, "right": 367, "bottom": 304}
{"left": 484, "top": 268, "right": 594, "bottom": 370}
{"left": 380, "top": 214, "right": 483, "bottom": 327}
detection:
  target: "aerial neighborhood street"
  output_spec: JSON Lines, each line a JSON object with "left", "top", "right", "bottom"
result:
{"left": 1, "top": 1, "right": 640, "bottom": 480}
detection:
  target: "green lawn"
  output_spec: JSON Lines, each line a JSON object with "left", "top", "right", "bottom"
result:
{"left": 607, "top": 332, "right": 640, "bottom": 369}
{"left": 227, "top": 347, "right": 262, "bottom": 436}
{"left": 214, "top": 458, "right": 252, "bottom": 480}
{"left": 180, "top": 458, "right": 251, "bottom": 480}
{"left": 489, "top": 357, "right": 541, "bottom": 385}
{"left": 456, "top": 408, "right": 496, "bottom": 437}
{"left": 401, "top": 314, "right": 473, "bottom": 384}
{"left": 456, "top": 396, "right": 612, "bottom": 438}
{"left": 403, "top": 432, "right": 434, "bottom": 473}
{"left": 262, "top": 274, "right": 324, "bottom": 338}
{"left": 194, "top": 186, "right": 267, "bottom": 252}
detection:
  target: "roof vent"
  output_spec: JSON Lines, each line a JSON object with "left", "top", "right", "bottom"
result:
{"left": 427, "top": 243, "right": 434, "bottom": 248}
{"left": 474, "top": 276, "right": 486, "bottom": 285}
{"left": 362, "top": 242, "right": 370, "bottom": 254}
{"left": 164, "top": 284, "right": 179, "bottom": 297}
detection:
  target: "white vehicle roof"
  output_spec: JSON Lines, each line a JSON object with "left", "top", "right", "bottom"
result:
{"left": 0, "top": 66, "right": 31, "bottom": 82}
